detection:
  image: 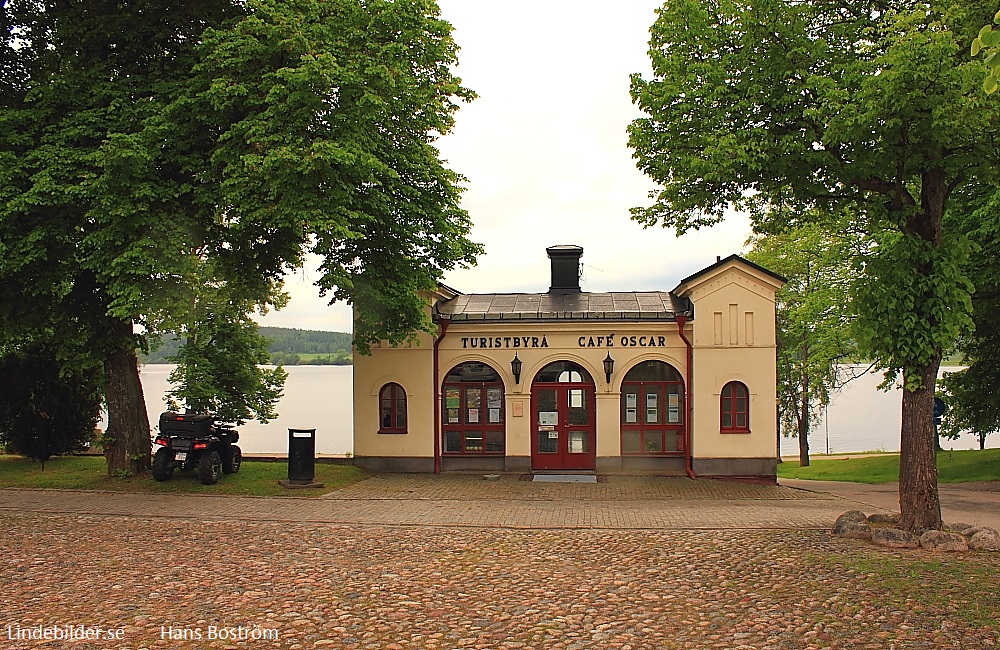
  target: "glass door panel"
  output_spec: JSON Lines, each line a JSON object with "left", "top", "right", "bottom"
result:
{"left": 567, "top": 389, "right": 588, "bottom": 425}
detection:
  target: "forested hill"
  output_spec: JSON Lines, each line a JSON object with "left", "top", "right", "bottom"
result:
{"left": 142, "top": 327, "right": 353, "bottom": 365}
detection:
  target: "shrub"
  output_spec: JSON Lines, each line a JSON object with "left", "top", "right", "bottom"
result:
{"left": 0, "top": 346, "right": 102, "bottom": 461}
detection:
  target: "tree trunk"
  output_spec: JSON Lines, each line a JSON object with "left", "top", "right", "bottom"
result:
{"left": 898, "top": 357, "right": 942, "bottom": 531}
{"left": 798, "top": 355, "right": 810, "bottom": 466}
{"left": 797, "top": 398, "right": 810, "bottom": 467}
{"left": 103, "top": 319, "right": 151, "bottom": 476}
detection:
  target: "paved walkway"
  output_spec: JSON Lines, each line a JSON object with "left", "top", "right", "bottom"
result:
{"left": 0, "top": 474, "right": 866, "bottom": 530}
{"left": 3, "top": 475, "right": 996, "bottom": 530}
{"left": 779, "top": 478, "right": 1000, "bottom": 529}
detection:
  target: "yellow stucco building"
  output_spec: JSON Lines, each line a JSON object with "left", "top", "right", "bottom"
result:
{"left": 353, "top": 246, "right": 785, "bottom": 480}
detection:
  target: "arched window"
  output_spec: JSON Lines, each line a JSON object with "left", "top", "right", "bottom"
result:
{"left": 442, "top": 362, "right": 505, "bottom": 455}
{"left": 720, "top": 381, "right": 750, "bottom": 433}
{"left": 620, "top": 361, "right": 684, "bottom": 455}
{"left": 379, "top": 383, "right": 407, "bottom": 434}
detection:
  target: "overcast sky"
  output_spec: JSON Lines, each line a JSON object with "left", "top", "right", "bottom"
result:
{"left": 256, "top": 1, "right": 752, "bottom": 333}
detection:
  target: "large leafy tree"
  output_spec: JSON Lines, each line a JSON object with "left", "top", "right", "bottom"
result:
{"left": 629, "top": 0, "right": 1000, "bottom": 530}
{"left": 747, "top": 220, "right": 865, "bottom": 466}
{"left": 937, "top": 193, "right": 1000, "bottom": 450}
{"left": 0, "top": 1, "right": 241, "bottom": 476}
{"left": 0, "top": 0, "right": 480, "bottom": 476}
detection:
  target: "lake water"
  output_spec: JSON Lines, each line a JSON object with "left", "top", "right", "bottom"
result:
{"left": 778, "top": 365, "right": 998, "bottom": 457}
{"left": 123, "top": 364, "right": 996, "bottom": 456}
{"left": 130, "top": 365, "right": 354, "bottom": 455}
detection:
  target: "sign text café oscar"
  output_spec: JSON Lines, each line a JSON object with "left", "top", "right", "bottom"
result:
{"left": 353, "top": 246, "right": 785, "bottom": 479}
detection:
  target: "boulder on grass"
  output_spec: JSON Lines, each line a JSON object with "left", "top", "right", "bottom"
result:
{"left": 968, "top": 530, "right": 1000, "bottom": 552}
{"left": 872, "top": 528, "right": 920, "bottom": 549}
{"left": 945, "top": 522, "right": 975, "bottom": 534}
{"left": 868, "top": 513, "right": 901, "bottom": 525}
{"left": 833, "top": 511, "right": 869, "bottom": 535}
{"left": 962, "top": 526, "right": 998, "bottom": 538}
{"left": 919, "top": 530, "right": 969, "bottom": 552}
{"left": 832, "top": 511, "right": 874, "bottom": 539}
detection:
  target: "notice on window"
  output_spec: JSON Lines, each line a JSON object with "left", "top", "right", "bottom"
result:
{"left": 646, "top": 393, "right": 658, "bottom": 408}
{"left": 668, "top": 407, "right": 680, "bottom": 423}
{"left": 625, "top": 408, "right": 637, "bottom": 424}
{"left": 647, "top": 408, "right": 658, "bottom": 423}
{"left": 487, "top": 388, "right": 502, "bottom": 409}
{"left": 468, "top": 408, "right": 479, "bottom": 424}
{"left": 668, "top": 393, "right": 679, "bottom": 407}
{"left": 539, "top": 411, "right": 558, "bottom": 426}
{"left": 489, "top": 408, "right": 501, "bottom": 423}
{"left": 626, "top": 393, "right": 637, "bottom": 408}
{"left": 447, "top": 408, "right": 459, "bottom": 424}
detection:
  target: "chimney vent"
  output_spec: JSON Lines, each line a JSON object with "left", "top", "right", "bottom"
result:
{"left": 546, "top": 245, "right": 584, "bottom": 294}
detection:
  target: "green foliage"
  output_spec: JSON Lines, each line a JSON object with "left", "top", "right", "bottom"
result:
{"left": 851, "top": 231, "right": 976, "bottom": 390}
{"left": 0, "top": 1, "right": 480, "bottom": 473}
{"left": 936, "top": 191, "right": 1000, "bottom": 448}
{"left": 746, "top": 219, "right": 864, "bottom": 461}
{"left": 259, "top": 328, "right": 353, "bottom": 356}
{"left": 971, "top": 11, "right": 1000, "bottom": 93}
{"left": 630, "top": 0, "right": 1000, "bottom": 383}
{"left": 166, "top": 297, "right": 286, "bottom": 425}
{"left": 0, "top": 346, "right": 102, "bottom": 462}
{"left": 169, "top": 0, "right": 483, "bottom": 353}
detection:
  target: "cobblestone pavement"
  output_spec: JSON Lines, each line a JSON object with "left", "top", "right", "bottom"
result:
{"left": 1, "top": 476, "right": 998, "bottom": 649}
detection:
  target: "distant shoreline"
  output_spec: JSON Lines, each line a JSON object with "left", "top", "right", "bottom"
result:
{"left": 141, "top": 360, "right": 353, "bottom": 367}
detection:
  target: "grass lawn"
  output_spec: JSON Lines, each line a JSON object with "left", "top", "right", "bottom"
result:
{"left": 0, "top": 454, "right": 371, "bottom": 497}
{"left": 778, "top": 447, "right": 1000, "bottom": 483}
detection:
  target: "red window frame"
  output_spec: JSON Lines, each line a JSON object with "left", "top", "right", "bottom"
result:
{"left": 620, "top": 380, "right": 685, "bottom": 456}
{"left": 442, "top": 381, "right": 506, "bottom": 455}
{"left": 720, "top": 381, "right": 750, "bottom": 433}
{"left": 378, "top": 383, "right": 407, "bottom": 434}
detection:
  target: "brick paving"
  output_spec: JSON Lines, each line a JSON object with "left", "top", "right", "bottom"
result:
{"left": 0, "top": 475, "right": 846, "bottom": 530}
{"left": 1, "top": 475, "right": 998, "bottom": 649}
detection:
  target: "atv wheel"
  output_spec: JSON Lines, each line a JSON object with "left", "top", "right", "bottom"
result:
{"left": 152, "top": 448, "right": 174, "bottom": 482}
{"left": 223, "top": 446, "right": 242, "bottom": 475}
{"left": 198, "top": 450, "right": 222, "bottom": 485}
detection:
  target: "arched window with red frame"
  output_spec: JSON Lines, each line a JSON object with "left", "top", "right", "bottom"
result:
{"left": 379, "top": 383, "right": 407, "bottom": 434}
{"left": 720, "top": 381, "right": 750, "bottom": 433}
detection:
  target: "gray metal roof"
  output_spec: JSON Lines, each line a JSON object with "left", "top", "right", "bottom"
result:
{"left": 434, "top": 292, "right": 691, "bottom": 323}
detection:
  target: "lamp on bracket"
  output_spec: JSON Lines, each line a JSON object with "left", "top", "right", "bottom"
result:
{"left": 603, "top": 352, "right": 615, "bottom": 385}
{"left": 511, "top": 353, "right": 522, "bottom": 385}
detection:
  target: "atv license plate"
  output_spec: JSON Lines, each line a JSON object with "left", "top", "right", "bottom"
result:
{"left": 174, "top": 452, "right": 187, "bottom": 462}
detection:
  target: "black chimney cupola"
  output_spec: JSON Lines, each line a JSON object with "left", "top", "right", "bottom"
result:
{"left": 546, "top": 245, "right": 584, "bottom": 294}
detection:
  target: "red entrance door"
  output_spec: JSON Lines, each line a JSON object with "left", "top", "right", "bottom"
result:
{"left": 531, "top": 361, "right": 596, "bottom": 471}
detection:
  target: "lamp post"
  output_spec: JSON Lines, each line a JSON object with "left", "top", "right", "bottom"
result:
{"left": 511, "top": 353, "right": 522, "bottom": 385}
{"left": 603, "top": 352, "right": 615, "bottom": 385}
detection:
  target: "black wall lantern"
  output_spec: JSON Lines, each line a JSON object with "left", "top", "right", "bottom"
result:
{"left": 511, "top": 353, "right": 522, "bottom": 385}
{"left": 603, "top": 352, "right": 615, "bottom": 384}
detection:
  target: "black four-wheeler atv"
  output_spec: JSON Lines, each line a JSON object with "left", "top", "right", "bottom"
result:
{"left": 152, "top": 412, "right": 242, "bottom": 485}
